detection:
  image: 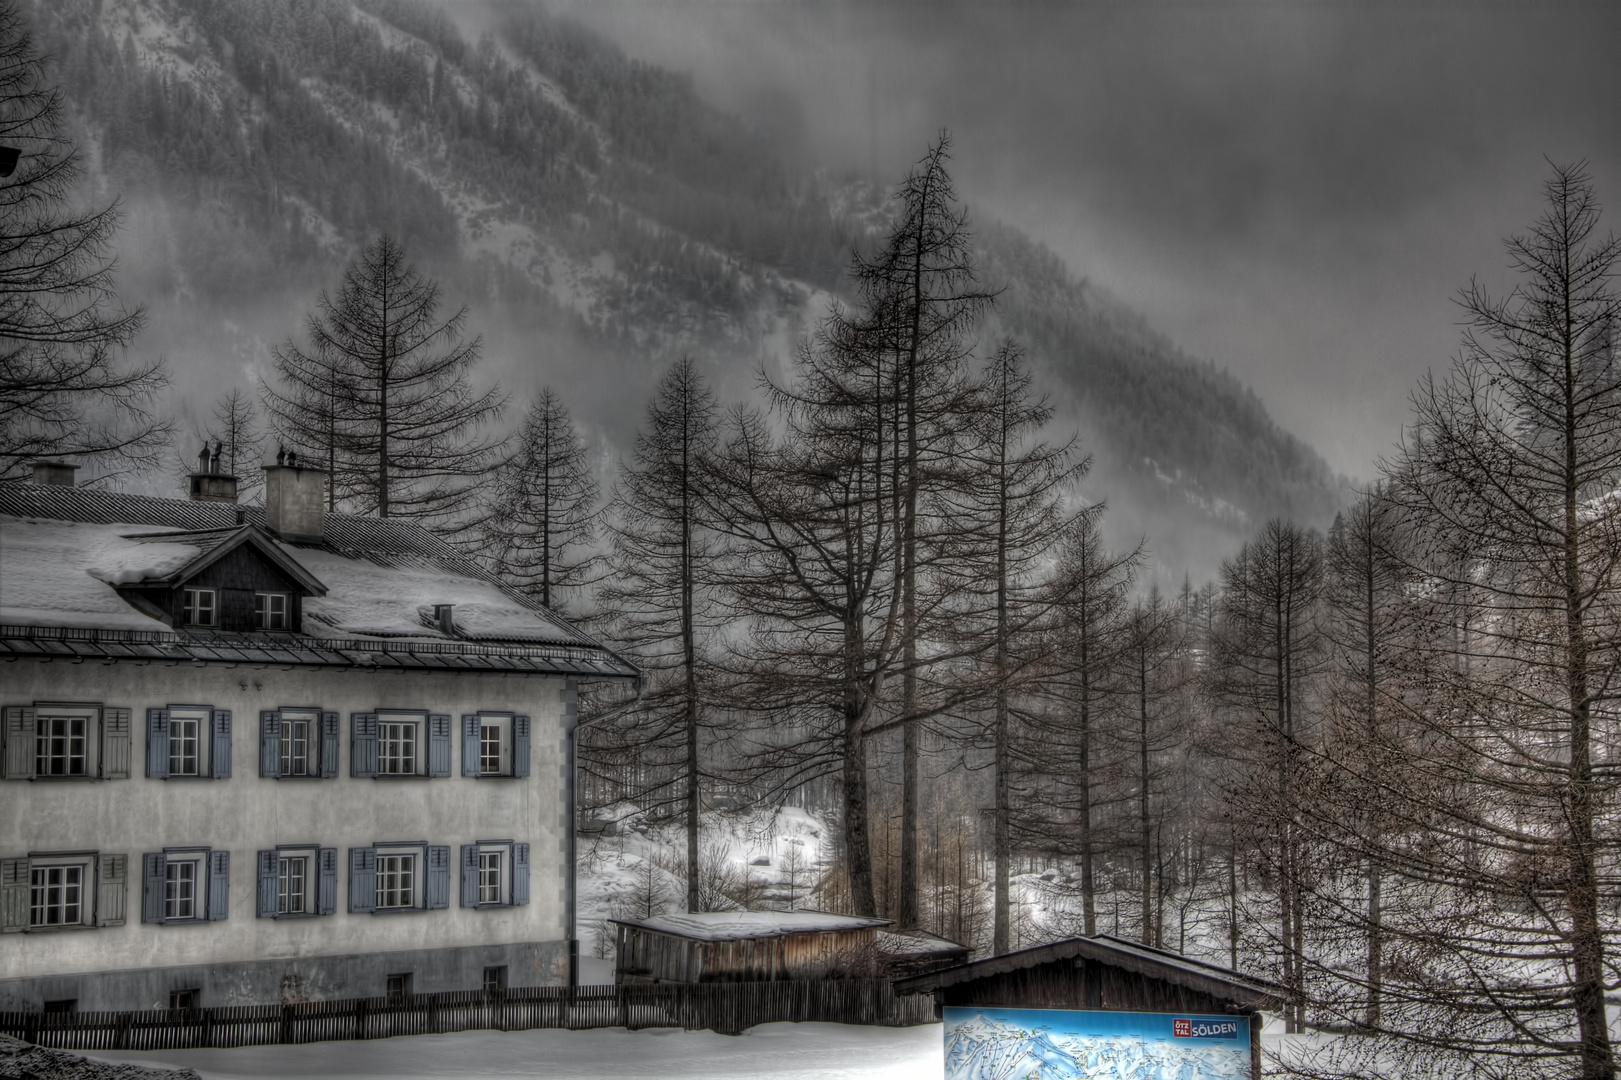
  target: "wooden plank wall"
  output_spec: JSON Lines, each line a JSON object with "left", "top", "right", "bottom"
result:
{"left": 938, "top": 958, "right": 1234, "bottom": 1016}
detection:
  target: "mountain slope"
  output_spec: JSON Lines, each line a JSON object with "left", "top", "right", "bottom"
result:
{"left": 28, "top": 0, "right": 1343, "bottom": 581}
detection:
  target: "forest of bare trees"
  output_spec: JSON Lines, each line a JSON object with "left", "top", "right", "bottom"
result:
{"left": 4, "top": 0, "right": 1619, "bottom": 1064}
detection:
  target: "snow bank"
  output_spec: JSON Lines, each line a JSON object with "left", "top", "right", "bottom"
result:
{"left": 0, "top": 517, "right": 188, "bottom": 631}
{"left": 86, "top": 1021, "right": 941, "bottom": 1080}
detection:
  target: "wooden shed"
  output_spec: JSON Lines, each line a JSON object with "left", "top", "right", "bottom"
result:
{"left": 894, "top": 935, "right": 1286, "bottom": 1076}
{"left": 610, "top": 911, "right": 893, "bottom": 985}
{"left": 876, "top": 928, "right": 972, "bottom": 980}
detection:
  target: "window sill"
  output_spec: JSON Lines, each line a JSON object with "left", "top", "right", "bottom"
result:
{"left": 372, "top": 775, "right": 432, "bottom": 781}
{"left": 369, "top": 907, "right": 432, "bottom": 915}
{"left": 161, "top": 776, "right": 218, "bottom": 782}
{"left": 265, "top": 912, "right": 322, "bottom": 920}
{"left": 272, "top": 775, "right": 330, "bottom": 781}
{"left": 474, "top": 774, "right": 518, "bottom": 780}
{"left": 27, "top": 776, "right": 100, "bottom": 783}
{"left": 22, "top": 923, "right": 97, "bottom": 933}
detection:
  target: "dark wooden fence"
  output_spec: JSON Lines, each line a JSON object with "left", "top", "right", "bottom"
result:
{"left": 0, "top": 979, "right": 935, "bottom": 1052}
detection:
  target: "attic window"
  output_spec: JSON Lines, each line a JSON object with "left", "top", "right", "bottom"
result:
{"left": 182, "top": 589, "right": 216, "bottom": 627}
{"left": 256, "top": 592, "right": 289, "bottom": 631}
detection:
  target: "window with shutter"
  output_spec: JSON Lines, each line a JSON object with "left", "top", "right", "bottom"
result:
{"left": 320, "top": 713, "right": 340, "bottom": 778}
{"left": 211, "top": 710, "right": 232, "bottom": 778}
{"left": 141, "top": 853, "right": 165, "bottom": 924}
{"left": 102, "top": 709, "right": 132, "bottom": 780}
{"left": 459, "top": 846, "right": 478, "bottom": 908}
{"left": 348, "top": 848, "right": 377, "bottom": 914}
{"left": 259, "top": 711, "right": 280, "bottom": 777}
{"left": 317, "top": 848, "right": 338, "bottom": 916}
{"left": 1, "top": 858, "right": 27, "bottom": 932}
{"left": 376, "top": 713, "right": 427, "bottom": 776}
{"left": 513, "top": 716, "right": 531, "bottom": 778}
{"left": 146, "top": 708, "right": 170, "bottom": 779}
{"left": 426, "top": 846, "right": 450, "bottom": 910}
{"left": 96, "top": 854, "right": 127, "bottom": 926}
{"left": 3, "top": 707, "right": 34, "bottom": 780}
{"left": 256, "top": 851, "right": 279, "bottom": 918}
{"left": 206, "top": 851, "right": 229, "bottom": 921}
{"left": 33, "top": 706, "right": 97, "bottom": 777}
{"left": 428, "top": 715, "right": 451, "bottom": 777}
{"left": 461, "top": 715, "right": 480, "bottom": 777}
{"left": 513, "top": 843, "right": 530, "bottom": 906}
{"left": 351, "top": 714, "right": 378, "bottom": 779}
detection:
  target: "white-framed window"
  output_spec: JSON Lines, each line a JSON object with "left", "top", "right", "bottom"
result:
{"left": 167, "top": 709, "right": 204, "bottom": 777}
{"left": 35, "top": 708, "right": 93, "bottom": 777}
{"left": 142, "top": 849, "right": 227, "bottom": 925}
{"left": 278, "top": 853, "right": 309, "bottom": 915}
{"left": 2, "top": 852, "right": 125, "bottom": 934}
{"left": 30, "top": 858, "right": 87, "bottom": 928}
{"left": 375, "top": 846, "right": 423, "bottom": 910}
{"left": 164, "top": 855, "right": 203, "bottom": 921}
{"left": 459, "top": 840, "right": 529, "bottom": 908}
{"left": 479, "top": 716, "right": 510, "bottom": 776}
{"left": 261, "top": 708, "right": 333, "bottom": 780}
{"left": 255, "top": 592, "right": 289, "bottom": 630}
{"left": 378, "top": 712, "right": 424, "bottom": 776}
{"left": 7, "top": 704, "right": 129, "bottom": 782}
{"left": 280, "top": 711, "right": 314, "bottom": 777}
{"left": 182, "top": 588, "right": 216, "bottom": 627}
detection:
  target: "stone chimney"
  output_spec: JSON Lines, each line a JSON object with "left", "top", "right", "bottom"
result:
{"left": 433, "top": 604, "right": 456, "bottom": 636}
{"left": 263, "top": 464, "right": 327, "bottom": 543}
{"left": 188, "top": 442, "right": 239, "bottom": 504}
{"left": 29, "top": 460, "right": 79, "bottom": 486}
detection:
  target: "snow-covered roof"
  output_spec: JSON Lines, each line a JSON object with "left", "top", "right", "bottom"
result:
{"left": 0, "top": 483, "right": 638, "bottom": 678}
{"left": 609, "top": 911, "right": 893, "bottom": 942}
{"left": 876, "top": 928, "right": 970, "bottom": 956}
{"left": 892, "top": 934, "right": 1287, "bottom": 1012}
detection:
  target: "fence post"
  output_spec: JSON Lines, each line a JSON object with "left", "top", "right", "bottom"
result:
{"left": 353, "top": 998, "right": 367, "bottom": 1042}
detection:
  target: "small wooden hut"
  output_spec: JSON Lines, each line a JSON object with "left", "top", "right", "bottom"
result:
{"left": 610, "top": 911, "right": 893, "bottom": 984}
{"left": 876, "top": 928, "right": 971, "bottom": 980}
{"left": 894, "top": 934, "right": 1286, "bottom": 1075}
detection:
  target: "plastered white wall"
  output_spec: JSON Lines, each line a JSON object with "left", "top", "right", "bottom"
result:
{"left": 0, "top": 660, "right": 572, "bottom": 981}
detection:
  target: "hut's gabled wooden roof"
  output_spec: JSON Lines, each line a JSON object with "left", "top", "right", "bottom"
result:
{"left": 893, "top": 934, "right": 1287, "bottom": 1012}
{"left": 609, "top": 911, "right": 891, "bottom": 943}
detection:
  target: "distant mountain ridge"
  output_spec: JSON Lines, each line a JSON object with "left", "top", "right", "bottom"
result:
{"left": 28, "top": 0, "right": 1343, "bottom": 581}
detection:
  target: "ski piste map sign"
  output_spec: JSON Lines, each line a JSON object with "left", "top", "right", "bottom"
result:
{"left": 943, "top": 1006, "right": 1252, "bottom": 1079}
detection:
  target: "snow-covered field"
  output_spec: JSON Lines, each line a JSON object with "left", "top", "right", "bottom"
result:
{"left": 86, "top": 1021, "right": 944, "bottom": 1080}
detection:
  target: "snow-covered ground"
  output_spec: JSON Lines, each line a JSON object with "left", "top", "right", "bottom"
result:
{"left": 86, "top": 1021, "right": 943, "bottom": 1080}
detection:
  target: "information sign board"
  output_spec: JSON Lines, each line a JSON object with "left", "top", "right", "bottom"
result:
{"left": 943, "top": 1006, "right": 1252, "bottom": 1079}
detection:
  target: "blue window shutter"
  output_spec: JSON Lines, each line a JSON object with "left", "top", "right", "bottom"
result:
{"left": 207, "top": 850, "right": 230, "bottom": 921}
{"left": 318, "top": 848, "right": 338, "bottom": 916}
{"left": 513, "top": 716, "right": 531, "bottom": 778}
{"left": 461, "top": 715, "right": 480, "bottom": 776}
{"left": 3, "top": 707, "right": 34, "bottom": 780}
{"left": 351, "top": 714, "right": 378, "bottom": 779}
{"left": 320, "top": 712, "right": 340, "bottom": 778}
{"left": 513, "top": 843, "right": 530, "bottom": 906}
{"left": 101, "top": 708, "right": 132, "bottom": 779}
{"left": 145, "top": 708, "right": 169, "bottom": 779}
{"left": 259, "top": 711, "right": 280, "bottom": 778}
{"left": 96, "top": 854, "right": 128, "bottom": 926}
{"left": 256, "top": 850, "right": 278, "bottom": 918}
{"left": 426, "top": 846, "right": 450, "bottom": 910}
{"left": 428, "top": 715, "right": 451, "bottom": 777}
{"left": 348, "top": 848, "right": 376, "bottom": 914}
{"left": 141, "top": 852, "right": 165, "bottom": 924}
{"left": 460, "top": 845, "right": 478, "bottom": 907}
{"left": 211, "top": 710, "right": 232, "bottom": 779}
{"left": 1, "top": 858, "right": 27, "bottom": 933}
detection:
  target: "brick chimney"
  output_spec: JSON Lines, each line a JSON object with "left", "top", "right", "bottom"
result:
{"left": 188, "top": 442, "right": 239, "bottom": 504}
{"left": 263, "top": 464, "right": 327, "bottom": 543}
{"left": 29, "top": 460, "right": 79, "bottom": 486}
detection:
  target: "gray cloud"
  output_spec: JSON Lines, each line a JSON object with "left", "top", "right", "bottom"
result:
{"left": 549, "top": 0, "right": 1621, "bottom": 478}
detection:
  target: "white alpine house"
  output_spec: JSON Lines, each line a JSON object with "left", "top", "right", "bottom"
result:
{"left": 0, "top": 458, "right": 638, "bottom": 1012}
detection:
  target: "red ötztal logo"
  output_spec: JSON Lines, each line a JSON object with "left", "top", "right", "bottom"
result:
{"left": 1173, "top": 1019, "right": 1193, "bottom": 1038}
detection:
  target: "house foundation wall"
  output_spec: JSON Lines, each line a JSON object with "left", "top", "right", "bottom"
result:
{"left": 0, "top": 938, "right": 570, "bottom": 1012}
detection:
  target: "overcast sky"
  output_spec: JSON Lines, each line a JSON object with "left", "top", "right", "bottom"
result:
{"left": 545, "top": 0, "right": 1621, "bottom": 480}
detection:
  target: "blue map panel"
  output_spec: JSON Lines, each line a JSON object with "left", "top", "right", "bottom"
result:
{"left": 942, "top": 1006, "right": 1251, "bottom": 1080}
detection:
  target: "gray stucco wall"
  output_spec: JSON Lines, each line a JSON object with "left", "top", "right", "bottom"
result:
{"left": 0, "top": 660, "right": 575, "bottom": 1007}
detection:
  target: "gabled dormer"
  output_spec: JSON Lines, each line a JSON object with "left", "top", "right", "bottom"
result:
{"left": 111, "top": 525, "right": 327, "bottom": 634}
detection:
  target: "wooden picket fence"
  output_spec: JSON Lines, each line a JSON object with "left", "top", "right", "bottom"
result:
{"left": 0, "top": 979, "right": 935, "bottom": 1051}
